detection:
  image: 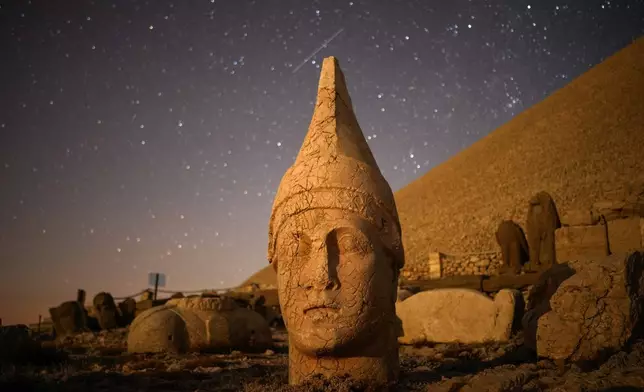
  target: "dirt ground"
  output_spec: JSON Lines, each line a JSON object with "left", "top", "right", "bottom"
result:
{"left": 2, "top": 328, "right": 644, "bottom": 392}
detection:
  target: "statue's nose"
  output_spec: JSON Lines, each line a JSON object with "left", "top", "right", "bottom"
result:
{"left": 304, "top": 244, "right": 340, "bottom": 291}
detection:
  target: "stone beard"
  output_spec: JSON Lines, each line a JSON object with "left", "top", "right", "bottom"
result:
{"left": 272, "top": 207, "right": 400, "bottom": 384}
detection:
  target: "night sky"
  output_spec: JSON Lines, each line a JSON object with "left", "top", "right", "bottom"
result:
{"left": 1, "top": 0, "right": 643, "bottom": 325}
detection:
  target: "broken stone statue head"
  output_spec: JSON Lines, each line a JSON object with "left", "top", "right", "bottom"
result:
{"left": 93, "top": 292, "right": 119, "bottom": 330}
{"left": 267, "top": 56, "right": 404, "bottom": 386}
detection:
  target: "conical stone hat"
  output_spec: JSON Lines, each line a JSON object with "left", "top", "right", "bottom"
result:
{"left": 267, "top": 56, "right": 404, "bottom": 269}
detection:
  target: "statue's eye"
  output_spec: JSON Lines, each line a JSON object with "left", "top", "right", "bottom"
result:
{"left": 337, "top": 232, "right": 371, "bottom": 255}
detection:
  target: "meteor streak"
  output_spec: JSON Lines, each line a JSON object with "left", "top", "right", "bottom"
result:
{"left": 292, "top": 28, "right": 345, "bottom": 74}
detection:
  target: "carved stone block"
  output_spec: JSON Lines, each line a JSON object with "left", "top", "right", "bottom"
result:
{"left": 607, "top": 217, "right": 643, "bottom": 254}
{"left": 428, "top": 252, "right": 443, "bottom": 279}
{"left": 555, "top": 225, "right": 608, "bottom": 262}
{"left": 560, "top": 209, "right": 599, "bottom": 226}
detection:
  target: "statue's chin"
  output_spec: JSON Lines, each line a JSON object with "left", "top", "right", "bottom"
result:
{"left": 291, "top": 326, "right": 365, "bottom": 357}
{"left": 292, "top": 336, "right": 349, "bottom": 356}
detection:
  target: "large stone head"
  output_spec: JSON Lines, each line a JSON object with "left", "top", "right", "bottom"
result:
{"left": 267, "top": 57, "right": 404, "bottom": 361}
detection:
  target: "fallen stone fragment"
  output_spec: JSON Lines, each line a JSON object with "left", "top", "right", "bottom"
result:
{"left": 560, "top": 209, "right": 599, "bottom": 227}
{"left": 522, "top": 263, "right": 576, "bottom": 351}
{"left": 460, "top": 367, "right": 538, "bottom": 392}
{"left": 396, "top": 288, "right": 523, "bottom": 344}
{"left": 127, "top": 295, "right": 272, "bottom": 354}
{"left": 535, "top": 251, "right": 644, "bottom": 364}
{"left": 93, "top": 292, "right": 120, "bottom": 330}
{"left": 48, "top": 300, "right": 90, "bottom": 338}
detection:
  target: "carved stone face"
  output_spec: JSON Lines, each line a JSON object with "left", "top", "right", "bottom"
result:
{"left": 94, "top": 293, "right": 119, "bottom": 329}
{"left": 274, "top": 208, "right": 395, "bottom": 355}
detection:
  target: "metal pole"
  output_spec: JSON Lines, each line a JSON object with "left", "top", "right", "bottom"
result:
{"left": 154, "top": 273, "right": 160, "bottom": 300}
{"left": 38, "top": 315, "right": 42, "bottom": 333}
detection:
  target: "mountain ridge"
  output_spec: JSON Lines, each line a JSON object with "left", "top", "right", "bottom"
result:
{"left": 394, "top": 36, "right": 644, "bottom": 265}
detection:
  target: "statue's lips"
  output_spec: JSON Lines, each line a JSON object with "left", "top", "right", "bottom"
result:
{"left": 303, "top": 304, "right": 340, "bottom": 315}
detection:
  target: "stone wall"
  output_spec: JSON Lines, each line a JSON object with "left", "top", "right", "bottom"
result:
{"left": 401, "top": 251, "right": 504, "bottom": 281}
{"left": 442, "top": 252, "right": 504, "bottom": 277}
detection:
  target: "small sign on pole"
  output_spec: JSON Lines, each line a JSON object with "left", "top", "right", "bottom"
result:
{"left": 148, "top": 272, "right": 166, "bottom": 300}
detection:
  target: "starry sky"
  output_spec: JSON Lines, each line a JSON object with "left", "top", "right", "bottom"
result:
{"left": 1, "top": 0, "right": 643, "bottom": 325}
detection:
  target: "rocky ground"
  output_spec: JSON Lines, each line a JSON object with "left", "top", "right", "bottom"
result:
{"left": 1, "top": 328, "right": 644, "bottom": 392}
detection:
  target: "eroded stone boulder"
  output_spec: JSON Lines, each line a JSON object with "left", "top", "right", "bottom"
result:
{"left": 396, "top": 288, "right": 522, "bottom": 344}
{"left": 535, "top": 251, "right": 644, "bottom": 364}
{"left": 118, "top": 298, "right": 137, "bottom": 326}
{"left": 561, "top": 209, "right": 600, "bottom": 227}
{"left": 495, "top": 220, "right": 529, "bottom": 274}
{"left": 522, "top": 263, "right": 576, "bottom": 351}
{"left": 49, "top": 301, "right": 88, "bottom": 338}
{"left": 93, "top": 292, "right": 119, "bottom": 330}
{"left": 127, "top": 295, "right": 272, "bottom": 354}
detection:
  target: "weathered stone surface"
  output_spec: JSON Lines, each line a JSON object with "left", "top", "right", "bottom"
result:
{"left": 127, "top": 296, "right": 272, "bottom": 354}
{"left": 526, "top": 191, "right": 562, "bottom": 269}
{"left": 607, "top": 217, "right": 643, "bottom": 254}
{"left": 397, "top": 289, "right": 414, "bottom": 302}
{"left": 561, "top": 209, "right": 599, "bottom": 227}
{"left": 460, "top": 368, "right": 538, "bottom": 392}
{"left": 536, "top": 251, "right": 644, "bottom": 363}
{"left": 227, "top": 307, "right": 273, "bottom": 349}
{"left": 118, "top": 298, "right": 137, "bottom": 326}
{"left": 93, "top": 292, "right": 119, "bottom": 330}
{"left": 49, "top": 301, "right": 88, "bottom": 338}
{"left": 224, "top": 289, "right": 283, "bottom": 327}
{"left": 495, "top": 220, "right": 529, "bottom": 274}
{"left": 76, "top": 289, "right": 86, "bottom": 306}
{"left": 522, "top": 263, "right": 576, "bottom": 351}
{"left": 428, "top": 252, "right": 443, "bottom": 279}
{"left": 593, "top": 198, "right": 644, "bottom": 221}
{"left": 134, "top": 298, "right": 168, "bottom": 316}
{"left": 396, "top": 288, "right": 522, "bottom": 344}
{"left": 140, "top": 290, "right": 153, "bottom": 301}
{"left": 267, "top": 56, "right": 403, "bottom": 385}
{"left": 555, "top": 224, "right": 608, "bottom": 262}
